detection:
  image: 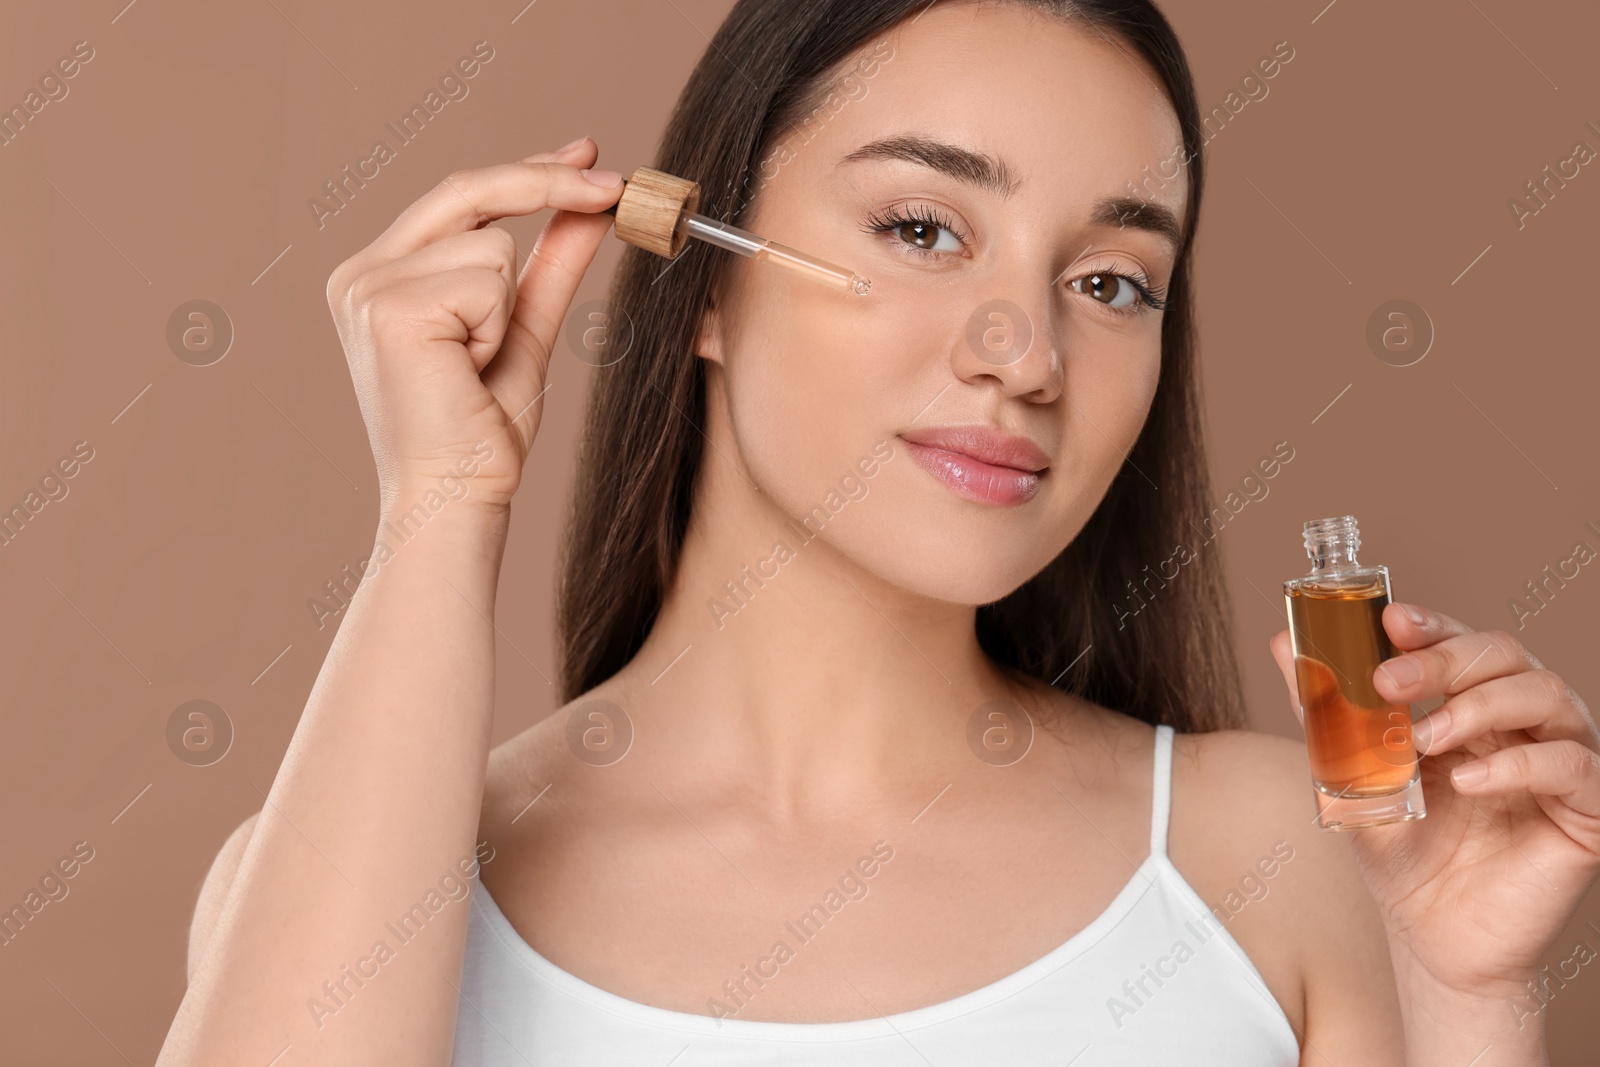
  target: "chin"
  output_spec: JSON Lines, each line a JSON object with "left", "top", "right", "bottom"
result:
{"left": 825, "top": 504, "right": 1061, "bottom": 607}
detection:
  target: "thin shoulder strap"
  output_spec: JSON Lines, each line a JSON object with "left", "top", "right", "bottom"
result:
{"left": 1150, "top": 723, "right": 1174, "bottom": 858}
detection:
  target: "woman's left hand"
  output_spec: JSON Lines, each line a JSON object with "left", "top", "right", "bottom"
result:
{"left": 1269, "top": 602, "right": 1600, "bottom": 1000}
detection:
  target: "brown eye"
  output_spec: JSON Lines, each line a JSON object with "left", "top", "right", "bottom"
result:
{"left": 896, "top": 221, "right": 940, "bottom": 249}
{"left": 1071, "top": 272, "right": 1139, "bottom": 310}
{"left": 863, "top": 207, "right": 965, "bottom": 254}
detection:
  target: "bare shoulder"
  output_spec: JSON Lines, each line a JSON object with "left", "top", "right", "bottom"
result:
{"left": 479, "top": 686, "right": 630, "bottom": 847}
{"left": 186, "top": 810, "right": 261, "bottom": 983}
{"left": 481, "top": 704, "right": 577, "bottom": 835}
{"left": 1173, "top": 727, "right": 1406, "bottom": 1063}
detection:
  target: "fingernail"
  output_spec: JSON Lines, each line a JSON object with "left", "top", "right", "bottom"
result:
{"left": 1379, "top": 655, "right": 1422, "bottom": 688}
{"left": 1452, "top": 760, "right": 1488, "bottom": 788}
{"left": 554, "top": 135, "right": 588, "bottom": 154}
{"left": 1401, "top": 602, "right": 1427, "bottom": 626}
{"left": 581, "top": 167, "right": 621, "bottom": 187}
{"left": 1412, "top": 708, "right": 1450, "bottom": 753}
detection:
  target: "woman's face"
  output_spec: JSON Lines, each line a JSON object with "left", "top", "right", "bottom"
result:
{"left": 697, "top": 1, "right": 1188, "bottom": 605}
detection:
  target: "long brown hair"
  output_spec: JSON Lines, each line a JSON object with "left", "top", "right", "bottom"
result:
{"left": 557, "top": 0, "right": 1246, "bottom": 735}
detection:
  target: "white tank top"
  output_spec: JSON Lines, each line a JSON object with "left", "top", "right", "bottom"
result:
{"left": 450, "top": 724, "right": 1301, "bottom": 1064}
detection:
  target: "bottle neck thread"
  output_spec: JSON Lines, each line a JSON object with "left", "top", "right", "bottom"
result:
{"left": 1303, "top": 515, "right": 1361, "bottom": 574}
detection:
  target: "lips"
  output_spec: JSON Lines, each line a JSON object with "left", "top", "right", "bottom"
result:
{"left": 899, "top": 426, "right": 1051, "bottom": 472}
{"left": 898, "top": 425, "right": 1050, "bottom": 507}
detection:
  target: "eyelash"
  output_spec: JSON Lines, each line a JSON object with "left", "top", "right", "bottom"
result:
{"left": 859, "top": 205, "right": 1170, "bottom": 317}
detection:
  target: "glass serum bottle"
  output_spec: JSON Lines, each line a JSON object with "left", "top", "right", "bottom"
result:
{"left": 1283, "top": 516, "right": 1427, "bottom": 830}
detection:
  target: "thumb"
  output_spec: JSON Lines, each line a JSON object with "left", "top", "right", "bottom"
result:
{"left": 1268, "top": 629, "right": 1304, "bottom": 729}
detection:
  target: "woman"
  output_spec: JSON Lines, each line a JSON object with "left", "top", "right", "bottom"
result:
{"left": 162, "top": 0, "right": 1600, "bottom": 1064}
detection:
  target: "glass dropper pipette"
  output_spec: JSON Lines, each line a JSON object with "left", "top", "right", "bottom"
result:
{"left": 603, "top": 177, "right": 872, "bottom": 296}
{"left": 681, "top": 214, "right": 873, "bottom": 296}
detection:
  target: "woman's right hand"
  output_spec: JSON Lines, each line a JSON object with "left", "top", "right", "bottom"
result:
{"left": 324, "top": 137, "right": 624, "bottom": 515}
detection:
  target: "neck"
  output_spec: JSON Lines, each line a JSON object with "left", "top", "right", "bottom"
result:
{"left": 618, "top": 425, "right": 1019, "bottom": 819}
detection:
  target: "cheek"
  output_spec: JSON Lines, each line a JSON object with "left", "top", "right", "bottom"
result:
{"left": 1052, "top": 326, "right": 1162, "bottom": 507}
{"left": 722, "top": 275, "right": 948, "bottom": 509}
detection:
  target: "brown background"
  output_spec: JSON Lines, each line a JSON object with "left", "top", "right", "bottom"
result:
{"left": 2, "top": 0, "right": 1597, "bottom": 1060}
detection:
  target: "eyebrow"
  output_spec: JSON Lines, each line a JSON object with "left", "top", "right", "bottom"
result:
{"left": 838, "top": 134, "right": 1022, "bottom": 199}
{"left": 837, "top": 134, "right": 1186, "bottom": 254}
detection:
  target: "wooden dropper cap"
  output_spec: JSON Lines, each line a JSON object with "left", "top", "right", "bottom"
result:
{"left": 600, "top": 166, "right": 701, "bottom": 258}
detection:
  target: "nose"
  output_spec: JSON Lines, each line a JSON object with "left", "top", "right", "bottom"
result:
{"left": 948, "top": 289, "right": 1063, "bottom": 403}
